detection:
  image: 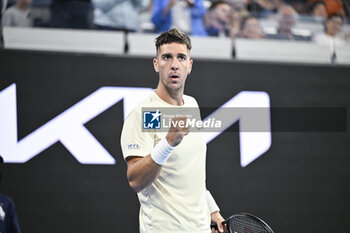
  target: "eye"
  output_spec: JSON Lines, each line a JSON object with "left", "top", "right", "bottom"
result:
{"left": 178, "top": 54, "right": 187, "bottom": 61}
{"left": 163, "top": 54, "right": 172, "bottom": 60}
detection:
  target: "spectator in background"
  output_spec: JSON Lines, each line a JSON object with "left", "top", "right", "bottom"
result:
{"left": 50, "top": 0, "right": 93, "bottom": 29}
{"left": 1, "top": 0, "right": 32, "bottom": 27}
{"left": 0, "top": 194, "right": 21, "bottom": 233}
{"left": 247, "top": 0, "right": 278, "bottom": 18}
{"left": 314, "top": 14, "right": 348, "bottom": 46}
{"left": 205, "top": 0, "right": 232, "bottom": 37}
{"left": 308, "top": 0, "right": 327, "bottom": 23}
{"left": 239, "top": 15, "right": 265, "bottom": 39}
{"left": 0, "top": 156, "right": 21, "bottom": 233}
{"left": 266, "top": 5, "right": 311, "bottom": 41}
{"left": 288, "top": 0, "right": 307, "bottom": 14}
{"left": 307, "top": 0, "right": 345, "bottom": 17}
{"left": 225, "top": 0, "right": 250, "bottom": 38}
{"left": 228, "top": 8, "right": 247, "bottom": 38}
{"left": 227, "top": 0, "right": 248, "bottom": 10}
{"left": 92, "top": 0, "right": 147, "bottom": 31}
{"left": 151, "top": 0, "right": 207, "bottom": 36}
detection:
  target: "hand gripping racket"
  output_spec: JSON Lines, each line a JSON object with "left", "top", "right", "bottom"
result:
{"left": 211, "top": 213, "right": 274, "bottom": 233}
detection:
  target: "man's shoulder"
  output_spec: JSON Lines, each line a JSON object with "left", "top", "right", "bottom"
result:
{"left": 183, "top": 94, "right": 199, "bottom": 107}
{"left": 0, "top": 194, "right": 13, "bottom": 202}
{"left": 124, "top": 92, "right": 156, "bottom": 119}
{"left": 0, "top": 194, "right": 15, "bottom": 209}
{"left": 313, "top": 32, "right": 329, "bottom": 44}
{"left": 4, "top": 6, "right": 17, "bottom": 15}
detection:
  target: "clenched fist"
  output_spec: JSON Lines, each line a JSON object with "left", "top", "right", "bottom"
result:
{"left": 166, "top": 116, "right": 190, "bottom": 147}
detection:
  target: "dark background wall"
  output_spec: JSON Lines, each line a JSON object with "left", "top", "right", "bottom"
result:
{"left": 0, "top": 49, "right": 349, "bottom": 233}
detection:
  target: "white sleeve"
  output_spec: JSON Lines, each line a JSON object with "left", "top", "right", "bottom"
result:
{"left": 2, "top": 9, "right": 13, "bottom": 26}
{"left": 206, "top": 190, "right": 220, "bottom": 214}
{"left": 120, "top": 109, "right": 154, "bottom": 160}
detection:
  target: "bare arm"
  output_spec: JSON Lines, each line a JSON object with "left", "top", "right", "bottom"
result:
{"left": 126, "top": 155, "right": 162, "bottom": 193}
{"left": 126, "top": 117, "right": 189, "bottom": 193}
{"left": 211, "top": 211, "right": 226, "bottom": 233}
{"left": 206, "top": 189, "right": 226, "bottom": 233}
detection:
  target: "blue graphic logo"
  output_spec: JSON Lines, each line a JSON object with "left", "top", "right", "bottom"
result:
{"left": 143, "top": 110, "right": 161, "bottom": 129}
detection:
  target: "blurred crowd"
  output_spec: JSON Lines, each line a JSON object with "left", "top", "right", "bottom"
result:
{"left": 1, "top": 0, "right": 349, "bottom": 45}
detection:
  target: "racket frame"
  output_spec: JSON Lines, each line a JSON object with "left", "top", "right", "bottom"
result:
{"left": 210, "top": 212, "right": 274, "bottom": 233}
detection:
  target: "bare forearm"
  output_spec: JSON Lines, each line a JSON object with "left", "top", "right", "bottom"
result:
{"left": 127, "top": 117, "right": 189, "bottom": 193}
{"left": 127, "top": 155, "right": 162, "bottom": 193}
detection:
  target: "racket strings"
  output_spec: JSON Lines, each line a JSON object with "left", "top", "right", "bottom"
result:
{"left": 228, "top": 216, "right": 268, "bottom": 233}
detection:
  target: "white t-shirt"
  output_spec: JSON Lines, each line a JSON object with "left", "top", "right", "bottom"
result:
{"left": 313, "top": 32, "right": 346, "bottom": 47}
{"left": 1, "top": 6, "right": 32, "bottom": 27}
{"left": 170, "top": 0, "right": 191, "bottom": 34}
{"left": 121, "top": 91, "right": 210, "bottom": 233}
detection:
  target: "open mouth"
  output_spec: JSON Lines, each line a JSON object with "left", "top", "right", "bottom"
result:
{"left": 169, "top": 74, "right": 179, "bottom": 82}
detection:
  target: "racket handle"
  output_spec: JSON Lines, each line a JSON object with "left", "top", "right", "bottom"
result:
{"left": 210, "top": 223, "right": 218, "bottom": 230}
{"left": 210, "top": 221, "right": 226, "bottom": 231}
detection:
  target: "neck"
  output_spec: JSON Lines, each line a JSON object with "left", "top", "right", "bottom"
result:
{"left": 327, "top": 30, "right": 336, "bottom": 37}
{"left": 155, "top": 85, "right": 184, "bottom": 106}
{"left": 16, "top": 2, "right": 29, "bottom": 10}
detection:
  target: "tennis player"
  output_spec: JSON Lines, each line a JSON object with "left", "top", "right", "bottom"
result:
{"left": 121, "top": 28, "right": 226, "bottom": 233}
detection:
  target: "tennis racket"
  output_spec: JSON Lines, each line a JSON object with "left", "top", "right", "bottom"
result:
{"left": 210, "top": 213, "right": 274, "bottom": 233}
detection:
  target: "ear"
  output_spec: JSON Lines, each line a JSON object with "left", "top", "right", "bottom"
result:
{"left": 188, "top": 59, "right": 193, "bottom": 75}
{"left": 153, "top": 58, "right": 159, "bottom": 73}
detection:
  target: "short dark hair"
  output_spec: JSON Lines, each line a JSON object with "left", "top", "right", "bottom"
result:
{"left": 308, "top": 1, "right": 327, "bottom": 14}
{"left": 155, "top": 28, "right": 192, "bottom": 54}
{"left": 209, "top": 0, "right": 229, "bottom": 11}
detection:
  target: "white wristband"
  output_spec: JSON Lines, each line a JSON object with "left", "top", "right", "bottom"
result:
{"left": 206, "top": 190, "right": 220, "bottom": 214}
{"left": 151, "top": 137, "right": 175, "bottom": 166}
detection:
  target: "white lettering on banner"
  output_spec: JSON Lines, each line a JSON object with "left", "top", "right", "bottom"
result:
{"left": 203, "top": 92, "right": 271, "bottom": 167}
{"left": 0, "top": 84, "right": 271, "bottom": 166}
{"left": 0, "top": 84, "right": 152, "bottom": 164}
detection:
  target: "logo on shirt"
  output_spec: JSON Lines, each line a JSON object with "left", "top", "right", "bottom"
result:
{"left": 143, "top": 110, "right": 161, "bottom": 129}
{"left": 127, "top": 144, "right": 140, "bottom": 150}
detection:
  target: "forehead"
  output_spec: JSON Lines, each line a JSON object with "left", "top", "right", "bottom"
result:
{"left": 281, "top": 6, "right": 296, "bottom": 16}
{"left": 217, "top": 3, "right": 231, "bottom": 10}
{"left": 315, "top": 3, "right": 326, "bottom": 10}
{"left": 157, "top": 43, "right": 190, "bottom": 56}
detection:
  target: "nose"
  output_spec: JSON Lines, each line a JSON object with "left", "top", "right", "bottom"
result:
{"left": 171, "top": 59, "right": 179, "bottom": 71}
